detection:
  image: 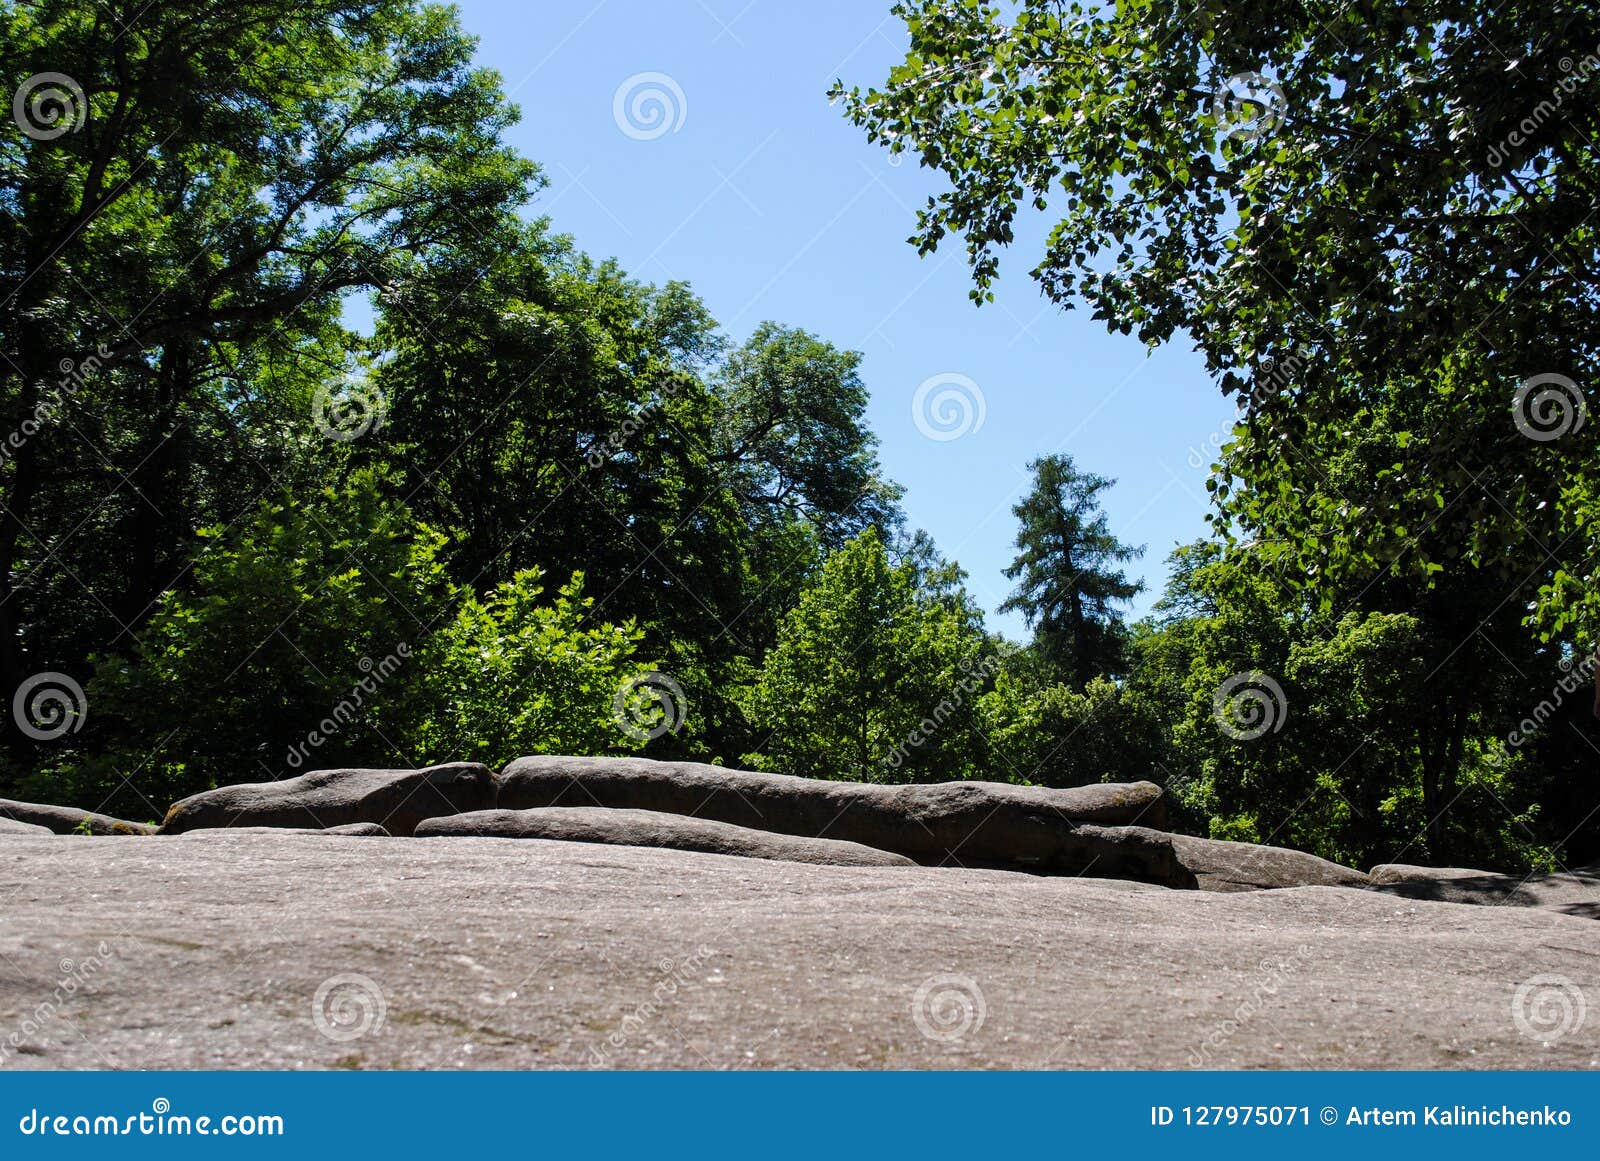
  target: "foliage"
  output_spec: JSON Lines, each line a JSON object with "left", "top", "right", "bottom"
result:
{"left": 742, "top": 530, "right": 991, "bottom": 782}
{"left": 1137, "top": 546, "right": 1563, "bottom": 869}
{"left": 83, "top": 471, "right": 451, "bottom": 811}
{"left": 0, "top": 0, "right": 913, "bottom": 804}
{"left": 833, "top": 0, "right": 1600, "bottom": 641}
{"left": 1001, "top": 454, "right": 1144, "bottom": 687}
{"left": 711, "top": 322, "right": 903, "bottom": 546}
{"left": 401, "top": 570, "right": 649, "bottom": 768}
{"left": 837, "top": 0, "right": 1600, "bottom": 867}
{"left": 0, "top": 0, "right": 535, "bottom": 709}
{"left": 3, "top": 0, "right": 1596, "bottom": 877}
{"left": 977, "top": 671, "right": 1167, "bottom": 790}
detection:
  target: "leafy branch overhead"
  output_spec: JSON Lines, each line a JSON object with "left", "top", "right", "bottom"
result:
{"left": 834, "top": 0, "right": 1600, "bottom": 637}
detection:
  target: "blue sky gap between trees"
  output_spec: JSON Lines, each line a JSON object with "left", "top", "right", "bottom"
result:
{"left": 445, "top": 0, "right": 1236, "bottom": 636}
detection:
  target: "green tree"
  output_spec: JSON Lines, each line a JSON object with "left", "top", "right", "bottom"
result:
{"left": 710, "top": 323, "right": 903, "bottom": 547}
{"left": 0, "top": 0, "right": 959, "bottom": 815}
{"left": 832, "top": 0, "right": 1600, "bottom": 652}
{"left": 742, "top": 529, "right": 990, "bottom": 782}
{"left": 832, "top": 1, "right": 1597, "bottom": 424}
{"left": 371, "top": 240, "right": 910, "bottom": 762}
{"left": 0, "top": 0, "right": 533, "bottom": 735}
{"left": 401, "top": 570, "right": 650, "bottom": 768}
{"left": 372, "top": 229, "right": 731, "bottom": 594}
{"left": 977, "top": 671, "right": 1167, "bottom": 790}
{"left": 838, "top": 0, "right": 1600, "bottom": 864}
{"left": 1136, "top": 545, "right": 1557, "bottom": 868}
{"left": 82, "top": 470, "right": 451, "bottom": 811}
{"left": 1001, "top": 454, "right": 1143, "bottom": 688}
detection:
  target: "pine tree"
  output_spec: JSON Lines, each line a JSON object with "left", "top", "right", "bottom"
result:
{"left": 1001, "top": 455, "right": 1144, "bottom": 688}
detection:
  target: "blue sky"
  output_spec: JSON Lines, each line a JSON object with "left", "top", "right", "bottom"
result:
{"left": 450, "top": 0, "right": 1236, "bottom": 638}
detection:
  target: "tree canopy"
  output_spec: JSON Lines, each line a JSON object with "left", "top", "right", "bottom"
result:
{"left": 833, "top": 0, "right": 1600, "bottom": 642}
{"left": 834, "top": 0, "right": 1600, "bottom": 866}
{"left": 2, "top": 0, "right": 1596, "bottom": 872}
{"left": 1001, "top": 453, "right": 1144, "bottom": 687}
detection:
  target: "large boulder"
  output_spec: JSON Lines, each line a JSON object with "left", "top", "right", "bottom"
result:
{"left": 0, "top": 797, "right": 155, "bottom": 835}
{"left": 319, "top": 822, "right": 393, "bottom": 837}
{"left": 161, "top": 764, "right": 495, "bottom": 836}
{"left": 415, "top": 807, "right": 917, "bottom": 867}
{"left": 178, "top": 822, "right": 392, "bottom": 838}
{"left": 495, "top": 756, "right": 1179, "bottom": 882}
{"left": 1167, "top": 833, "right": 1369, "bottom": 891}
{"left": 0, "top": 816, "right": 52, "bottom": 836}
{"left": 1369, "top": 862, "right": 1600, "bottom": 918}
{"left": 1369, "top": 863, "right": 1507, "bottom": 887}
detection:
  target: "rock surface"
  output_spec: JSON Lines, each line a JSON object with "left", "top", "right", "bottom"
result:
{"left": 416, "top": 807, "right": 916, "bottom": 867}
{"left": 180, "top": 822, "right": 392, "bottom": 838}
{"left": 0, "top": 816, "right": 51, "bottom": 836}
{"left": 1370, "top": 862, "right": 1600, "bottom": 920}
{"left": 1169, "top": 833, "right": 1369, "bottom": 892}
{"left": 497, "top": 756, "right": 1173, "bottom": 880}
{"left": 323, "top": 822, "right": 393, "bottom": 837}
{"left": 1370, "top": 864, "right": 1497, "bottom": 885}
{"left": 0, "top": 798, "right": 155, "bottom": 836}
{"left": 161, "top": 763, "right": 496, "bottom": 837}
{"left": 0, "top": 831, "right": 1593, "bottom": 1069}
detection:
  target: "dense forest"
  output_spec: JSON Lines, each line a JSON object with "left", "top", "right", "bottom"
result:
{"left": 3, "top": 0, "right": 1597, "bottom": 872}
